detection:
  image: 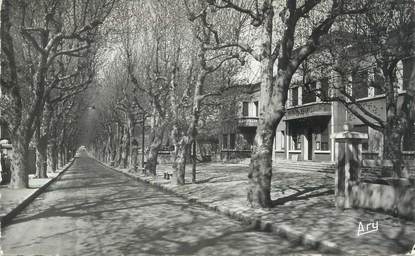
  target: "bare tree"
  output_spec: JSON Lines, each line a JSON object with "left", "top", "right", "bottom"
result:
{"left": 303, "top": 0, "right": 415, "bottom": 177}
{"left": 1, "top": 0, "right": 115, "bottom": 188}
{"left": 201, "top": 0, "right": 369, "bottom": 208}
{"left": 159, "top": 0, "right": 246, "bottom": 185}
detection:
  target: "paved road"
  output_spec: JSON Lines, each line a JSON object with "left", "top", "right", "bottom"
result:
{"left": 1, "top": 157, "right": 316, "bottom": 255}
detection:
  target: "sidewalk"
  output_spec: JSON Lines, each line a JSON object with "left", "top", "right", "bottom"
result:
{"left": 112, "top": 162, "right": 415, "bottom": 255}
{"left": 0, "top": 161, "right": 73, "bottom": 227}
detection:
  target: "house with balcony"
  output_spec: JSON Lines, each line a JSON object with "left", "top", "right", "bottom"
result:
{"left": 219, "top": 57, "right": 415, "bottom": 162}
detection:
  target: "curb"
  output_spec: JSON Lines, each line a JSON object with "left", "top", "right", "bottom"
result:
{"left": 0, "top": 159, "right": 75, "bottom": 228}
{"left": 101, "top": 161, "right": 345, "bottom": 255}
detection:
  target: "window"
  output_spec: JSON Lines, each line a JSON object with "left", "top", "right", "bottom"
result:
{"left": 320, "top": 124, "right": 329, "bottom": 151}
{"left": 242, "top": 102, "right": 249, "bottom": 116}
{"left": 293, "top": 134, "right": 301, "bottom": 150}
{"left": 402, "top": 58, "right": 414, "bottom": 91}
{"left": 352, "top": 70, "right": 369, "bottom": 99}
{"left": 353, "top": 125, "right": 369, "bottom": 151}
{"left": 222, "top": 134, "right": 228, "bottom": 149}
{"left": 302, "top": 82, "right": 316, "bottom": 104}
{"left": 373, "top": 69, "right": 385, "bottom": 95}
{"left": 275, "top": 131, "right": 286, "bottom": 151}
{"left": 320, "top": 78, "right": 329, "bottom": 100}
{"left": 403, "top": 125, "right": 415, "bottom": 151}
{"left": 291, "top": 128, "right": 301, "bottom": 150}
{"left": 229, "top": 134, "right": 236, "bottom": 149}
{"left": 254, "top": 101, "right": 259, "bottom": 117}
{"left": 291, "top": 87, "right": 298, "bottom": 106}
{"left": 0, "top": 123, "right": 10, "bottom": 140}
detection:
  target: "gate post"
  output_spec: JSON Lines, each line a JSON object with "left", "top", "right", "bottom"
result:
{"left": 333, "top": 123, "right": 368, "bottom": 209}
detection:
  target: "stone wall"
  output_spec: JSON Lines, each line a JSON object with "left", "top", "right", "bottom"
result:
{"left": 350, "top": 182, "right": 415, "bottom": 220}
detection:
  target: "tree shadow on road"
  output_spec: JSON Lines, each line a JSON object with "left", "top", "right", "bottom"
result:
{"left": 3, "top": 158, "right": 315, "bottom": 256}
{"left": 272, "top": 185, "right": 334, "bottom": 207}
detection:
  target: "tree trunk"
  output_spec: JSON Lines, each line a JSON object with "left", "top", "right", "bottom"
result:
{"left": 128, "top": 116, "right": 134, "bottom": 168}
{"left": 123, "top": 125, "right": 130, "bottom": 168}
{"left": 58, "top": 147, "right": 62, "bottom": 167}
{"left": 145, "top": 146, "right": 159, "bottom": 176}
{"left": 383, "top": 121, "right": 408, "bottom": 177}
{"left": 111, "top": 141, "right": 117, "bottom": 166}
{"left": 144, "top": 106, "right": 165, "bottom": 176}
{"left": 59, "top": 129, "right": 65, "bottom": 167}
{"left": 2, "top": 0, "right": 28, "bottom": 189}
{"left": 51, "top": 141, "right": 58, "bottom": 172}
{"left": 121, "top": 129, "right": 126, "bottom": 168}
{"left": 192, "top": 140, "right": 197, "bottom": 183}
{"left": 182, "top": 71, "right": 206, "bottom": 184}
{"left": 246, "top": 9, "right": 290, "bottom": 206}
{"left": 116, "top": 124, "right": 123, "bottom": 167}
{"left": 173, "top": 142, "right": 187, "bottom": 185}
{"left": 248, "top": 123, "right": 274, "bottom": 208}
{"left": 63, "top": 146, "right": 68, "bottom": 164}
{"left": 247, "top": 16, "right": 274, "bottom": 206}
{"left": 35, "top": 113, "right": 48, "bottom": 178}
{"left": 171, "top": 125, "right": 188, "bottom": 185}
{"left": 132, "top": 142, "right": 138, "bottom": 172}
{"left": 9, "top": 133, "right": 29, "bottom": 189}
{"left": 145, "top": 135, "right": 162, "bottom": 176}
{"left": 383, "top": 68, "right": 408, "bottom": 178}
{"left": 59, "top": 144, "right": 65, "bottom": 166}
{"left": 247, "top": 83, "right": 287, "bottom": 208}
{"left": 35, "top": 137, "right": 48, "bottom": 178}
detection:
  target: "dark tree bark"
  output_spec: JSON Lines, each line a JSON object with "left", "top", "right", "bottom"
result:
{"left": 2, "top": 0, "right": 28, "bottom": 188}
{"left": 248, "top": 50, "right": 287, "bottom": 207}
{"left": 122, "top": 125, "right": 130, "bottom": 169}
{"left": 35, "top": 104, "right": 53, "bottom": 178}
{"left": 145, "top": 125, "right": 164, "bottom": 176}
{"left": 192, "top": 140, "right": 197, "bottom": 183}
{"left": 9, "top": 132, "right": 29, "bottom": 189}
{"left": 35, "top": 134, "right": 48, "bottom": 178}
{"left": 171, "top": 71, "right": 205, "bottom": 185}
{"left": 382, "top": 65, "right": 409, "bottom": 177}
{"left": 51, "top": 140, "right": 58, "bottom": 172}
{"left": 171, "top": 126, "right": 188, "bottom": 185}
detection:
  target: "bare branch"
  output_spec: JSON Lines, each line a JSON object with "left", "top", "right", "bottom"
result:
{"left": 209, "top": 0, "right": 259, "bottom": 23}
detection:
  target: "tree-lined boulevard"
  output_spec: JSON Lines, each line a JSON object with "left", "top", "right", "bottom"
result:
{"left": 1, "top": 0, "right": 414, "bottom": 255}
{"left": 1, "top": 156, "right": 315, "bottom": 255}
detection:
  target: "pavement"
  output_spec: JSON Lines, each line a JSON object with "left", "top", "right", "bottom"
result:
{"left": 0, "top": 161, "right": 73, "bottom": 228}
{"left": 1, "top": 157, "right": 317, "bottom": 256}
{"left": 111, "top": 162, "right": 415, "bottom": 256}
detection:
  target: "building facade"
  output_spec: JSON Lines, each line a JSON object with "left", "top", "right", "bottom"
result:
{"left": 220, "top": 59, "right": 415, "bottom": 162}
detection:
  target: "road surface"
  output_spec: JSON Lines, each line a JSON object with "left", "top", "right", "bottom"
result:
{"left": 1, "top": 157, "right": 316, "bottom": 255}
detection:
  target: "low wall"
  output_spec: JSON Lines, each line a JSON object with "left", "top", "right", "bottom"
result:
{"left": 313, "top": 152, "right": 331, "bottom": 162}
{"left": 350, "top": 160, "right": 415, "bottom": 220}
{"left": 362, "top": 152, "right": 415, "bottom": 160}
{"left": 274, "top": 151, "right": 286, "bottom": 160}
{"left": 136, "top": 151, "right": 221, "bottom": 165}
{"left": 220, "top": 150, "right": 251, "bottom": 161}
{"left": 137, "top": 151, "right": 174, "bottom": 164}
{"left": 158, "top": 151, "right": 174, "bottom": 164}
{"left": 350, "top": 181, "right": 415, "bottom": 220}
{"left": 361, "top": 160, "right": 415, "bottom": 178}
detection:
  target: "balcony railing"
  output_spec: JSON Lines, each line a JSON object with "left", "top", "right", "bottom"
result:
{"left": 237, "top": 116, "right": 259, "bottom": 128}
